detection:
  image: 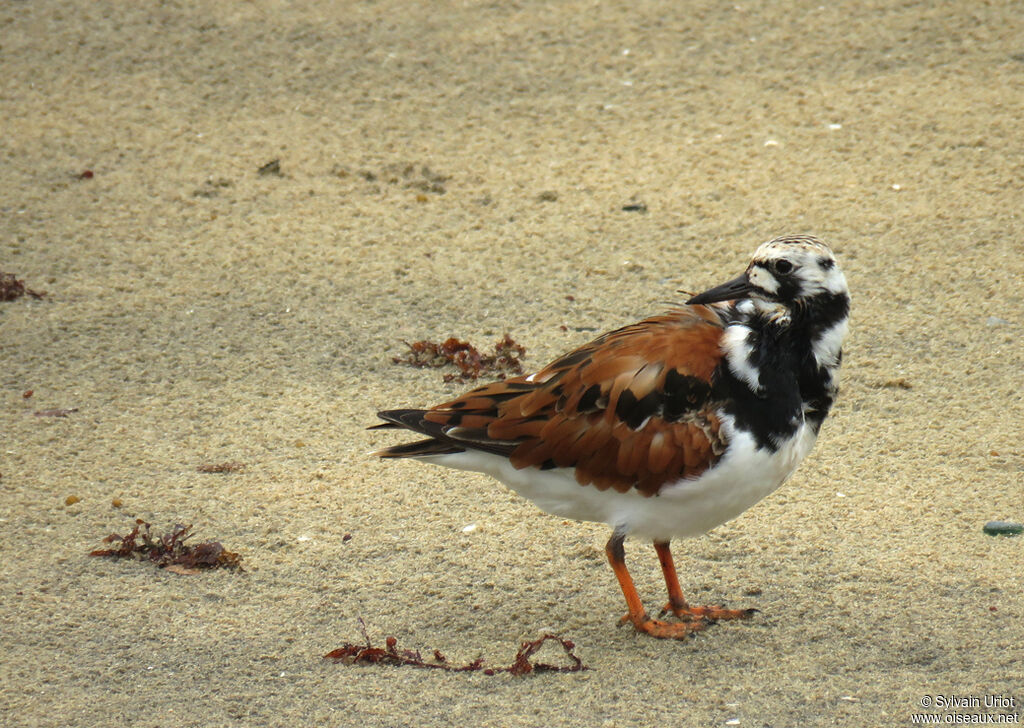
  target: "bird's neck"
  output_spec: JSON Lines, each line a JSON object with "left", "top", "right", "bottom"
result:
{"left": 731, "top": 292, "right": 849, "bottom": 366}
{"left": 718, "top": 292, "right": 849, "bottom": 442}
{"left": 790, "top": 290, "right": 850, "bottom": 376}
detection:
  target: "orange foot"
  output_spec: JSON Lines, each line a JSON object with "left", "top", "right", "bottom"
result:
{"left": 659, "top": 601, "right": 758, "bottom": 621}
{"left": 619, "top": 611, "right": 710, "bottom": 639}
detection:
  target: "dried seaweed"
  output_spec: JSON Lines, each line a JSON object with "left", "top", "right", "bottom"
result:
{"left": 0, "top": 272, "right": 46, "bottom": 301}
{"left": 89, "top": 519, "right": 243, "bottom": 573}
{"left": 325, "top": 621, "right": 586, "bottom": 676}
{"left": 393, "top": 334, "right": 526, "bottom": 382}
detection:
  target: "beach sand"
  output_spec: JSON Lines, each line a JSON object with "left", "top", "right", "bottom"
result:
{"left": 2, "top": 1, "right": 1022, "bottom": 725}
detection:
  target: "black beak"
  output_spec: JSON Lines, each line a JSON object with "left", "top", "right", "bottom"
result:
{"left": 686, "top": 273, "right": 754, "bottom": 305}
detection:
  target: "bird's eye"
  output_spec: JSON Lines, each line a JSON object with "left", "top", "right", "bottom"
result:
{"left": 772, "top": 259, "right": 794, "bottom": 275}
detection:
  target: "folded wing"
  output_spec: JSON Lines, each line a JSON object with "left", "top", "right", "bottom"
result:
{"left": 376, "top": 306, "right": 729, "bottom": 497}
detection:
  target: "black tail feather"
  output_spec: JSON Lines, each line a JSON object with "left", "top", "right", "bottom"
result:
{"left": 375, "top": 409, "right": 446, "bottom": 438}
{"left": 371, "top": 408, "right": 515, "bottom": 459}
{"left": 375, "top": 438, "right": 465, "bottom": 458}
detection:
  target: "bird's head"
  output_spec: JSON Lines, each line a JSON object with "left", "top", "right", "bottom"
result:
{"left": 687, "top": 235, "right": 848, "bottom": 319}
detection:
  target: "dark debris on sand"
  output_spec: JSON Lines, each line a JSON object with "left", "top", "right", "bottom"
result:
{"left": 325, "top": 623, "right": 586, "bottom": 676}
{"left": 89, "top": 519, "right": 243, "bottom": 574}
{"left": 393, "top": 334, "right": 526, "bottom": 382}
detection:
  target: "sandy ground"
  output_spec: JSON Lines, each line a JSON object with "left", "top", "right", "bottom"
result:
{"left": 2, "top": 1, "right": 1023, "bottom": 726}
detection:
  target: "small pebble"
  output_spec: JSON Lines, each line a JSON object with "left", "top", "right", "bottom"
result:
{"left": 257, "top": 159, "right": 281, "bottom": 176}
{"left": 983, "top": 521, "right": 1023, "bottom": 537}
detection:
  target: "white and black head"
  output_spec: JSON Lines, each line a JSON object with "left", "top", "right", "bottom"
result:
{"left": 689, "top": 236, "right": 850, "bottom": 437}
{"left": 688, "top": 235, "right": 849, "bottom": 325}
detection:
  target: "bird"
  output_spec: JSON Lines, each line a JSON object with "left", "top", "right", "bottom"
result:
{"left": 373, "top": 235, "right": 850, "bottom": 639}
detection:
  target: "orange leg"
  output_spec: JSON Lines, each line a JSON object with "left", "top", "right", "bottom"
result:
{"left": 605, "top": 533, "right": 708, "bottom": 639}
{"left": 654, "top": 540, "right": 757, "bottom": 621}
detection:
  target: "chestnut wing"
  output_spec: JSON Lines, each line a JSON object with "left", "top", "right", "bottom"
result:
{"left": 377, "top": 307, "right": 728, "bottom": 497}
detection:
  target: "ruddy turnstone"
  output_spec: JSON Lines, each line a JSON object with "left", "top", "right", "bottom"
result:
{"left": 374, "top": 235, "right": 849, "bottom": 639}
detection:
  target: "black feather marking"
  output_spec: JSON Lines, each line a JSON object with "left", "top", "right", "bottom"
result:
{"left": 577, "top": 383, "right": 603, "bottom": 413}
{"left": 800, "top": 291, "right": 849, "bottom": 334}
{"left": 548, "top": 347, "right": 592, "bottom": 369}
{"left": 662, "top": 370, "right": 712, "bottom": 422}
{"left": 500, "top": 381, "right": 537, "bottom": 391}
{"left": 374, "top": 409, "right": 517, "bottom": 458}
{"left": 615, "top": 389, "right": 663, "bottom": 430}
{"left": 376, "top": 409, "right": 431, "bottom": 429}
{"left": 376, "top": 439, "right": 465, "bottom": 458}
{"left": 614, "top": 390, "right": 637, "bottom": 424}
{"left": 485, "top": 389, "right": 534, "bottom": 401}
{"left": 633, "top": 391, "right": 663, "bottom": 427}
{"left": 445, "top": 427, "right": 494, "bottom": 445}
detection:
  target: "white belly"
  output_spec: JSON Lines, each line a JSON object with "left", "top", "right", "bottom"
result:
{"left": 421, "top": 414, "right": 819, "bottom": 542}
